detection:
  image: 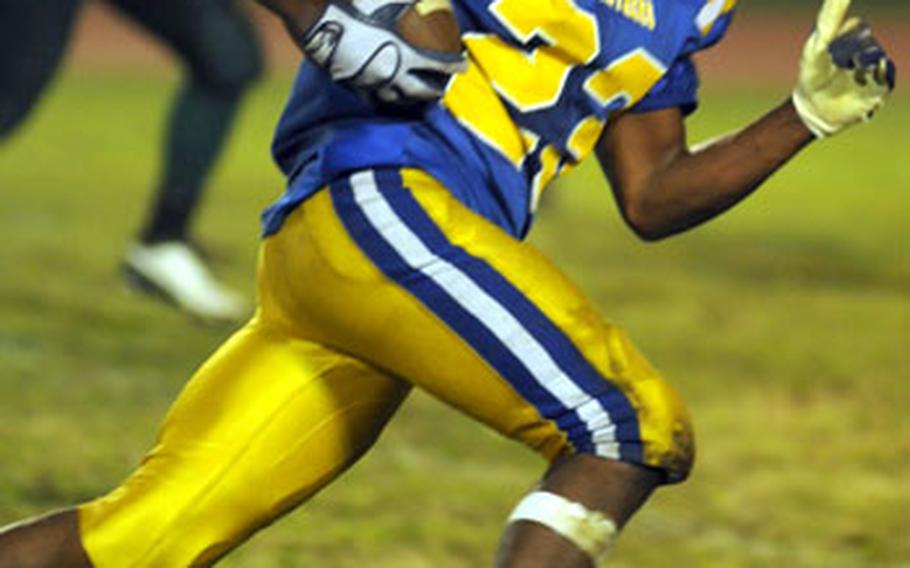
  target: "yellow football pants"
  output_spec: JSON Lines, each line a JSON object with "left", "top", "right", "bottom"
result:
{"left": 79, "top": 168, "right": 693, "bottom": 566}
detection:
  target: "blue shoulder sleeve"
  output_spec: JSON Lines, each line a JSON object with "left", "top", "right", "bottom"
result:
{"left": 629, "top": 3, "right": 739, "bottom": 117}
{"left": 629, "top": 56, "right": 699, "bottom": 116}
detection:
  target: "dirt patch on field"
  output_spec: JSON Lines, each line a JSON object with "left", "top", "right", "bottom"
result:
{"left": 70, "top": 1, "right": 910, "bottom": 89}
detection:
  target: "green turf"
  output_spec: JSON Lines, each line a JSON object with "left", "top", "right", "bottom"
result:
{"left": 0, "top": 71, "right": 907, "bottom": 567}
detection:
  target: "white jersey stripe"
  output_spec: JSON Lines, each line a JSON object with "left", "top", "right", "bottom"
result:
{"left": 696, "top": 0, "right": 725, "bottom": 33}
{"left": 348, "top": 170, "right": 620, "bottom": 458}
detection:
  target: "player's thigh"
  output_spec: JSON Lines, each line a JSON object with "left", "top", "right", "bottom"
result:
{"left": 78, "top": 319, "right": 409, "bottom": 567}
{"left": 0, "top": 0, "right": 80, "bottom": 134}
{"left": 264, "top": 168, "right": 693, "bottom": 483}
{"left": 106, "top": 0, "right": 262, "bottom": 92}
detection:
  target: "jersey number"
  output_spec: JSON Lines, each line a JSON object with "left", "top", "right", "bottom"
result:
{"left": 444, "top": 0, "right": 665, "bottom": 206}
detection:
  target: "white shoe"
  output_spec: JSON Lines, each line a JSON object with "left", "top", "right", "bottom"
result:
{"left": 124, "top": 241, "right": 248, "bottom": 323}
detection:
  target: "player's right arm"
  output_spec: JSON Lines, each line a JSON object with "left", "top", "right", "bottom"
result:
{"left": 597, "top": 0, "right": 895, "bottom": 241}
{"left": 253, "top": 0, "right": 465, "bottom": 104}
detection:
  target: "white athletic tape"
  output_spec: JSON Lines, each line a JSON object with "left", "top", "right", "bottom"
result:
{"left": 414, "top": 0, "right": 453, "bottom": 15}
{"left": 507, "top": 491, "right": 618, "bottom": 560}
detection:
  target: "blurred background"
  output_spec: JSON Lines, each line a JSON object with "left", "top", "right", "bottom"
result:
{"left": 0, "top": 1, "right": 907, "bottom": 565}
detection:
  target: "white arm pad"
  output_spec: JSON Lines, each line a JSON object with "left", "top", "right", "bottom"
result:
{"left": 507, "top": 491, "right": 618, "bottom": 560}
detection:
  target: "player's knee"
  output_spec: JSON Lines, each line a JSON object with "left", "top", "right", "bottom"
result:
{"left": 199, "top": 50, "right": 263, "bottom": 98}
{"left": 634, "top": 377, "right": 695, "bottom": 483}
{"left": 571, "top": 374, "right": 695, "bottom": 484}
{"left": 190, "top": 31, "right": 264, "bottom": 98}
{"left": 608, "top": 330, "right": 694, "bottom": 482}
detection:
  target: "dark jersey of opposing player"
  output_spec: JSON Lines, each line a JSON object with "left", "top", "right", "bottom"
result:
{"left": 264, "top": 0, "right": 737, "bottom": 238}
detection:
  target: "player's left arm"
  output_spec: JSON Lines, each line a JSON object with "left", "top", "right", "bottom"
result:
{"left": 597, "top": 101, "right": 813, "bottom": 241}
{"left": 597, "top": 0, "right": 895, "bottom": 241}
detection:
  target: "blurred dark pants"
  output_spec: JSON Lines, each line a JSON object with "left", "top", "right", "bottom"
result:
{"left": 0, "top": 0, "right": 263, "bottom": 242}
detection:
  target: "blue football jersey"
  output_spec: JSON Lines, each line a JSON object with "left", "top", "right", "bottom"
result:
{"left": 263, "top": 0, "right": 737, "bottom": 238}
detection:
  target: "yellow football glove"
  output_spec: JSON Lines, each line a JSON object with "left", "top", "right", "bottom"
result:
{"left": 792, "top": 0, "right": 897, "bottom": 138}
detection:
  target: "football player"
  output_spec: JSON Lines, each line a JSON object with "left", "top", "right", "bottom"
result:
{"left": 0, "top": 0, "right": 263, "bottom": 321}
{"left": 0, "top": 0, "right": 895, "bottom": 565}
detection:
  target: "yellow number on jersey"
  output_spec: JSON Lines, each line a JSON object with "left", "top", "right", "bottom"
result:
{"left": 444, "top": 0, "right": 667, "bottom": 177}
{"left": 481, "top": 0, "right": 599, "bottom": 111}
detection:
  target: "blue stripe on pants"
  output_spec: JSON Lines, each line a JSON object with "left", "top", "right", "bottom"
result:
{"left": 331, "top": 169, "right": 642, "bottom": 462}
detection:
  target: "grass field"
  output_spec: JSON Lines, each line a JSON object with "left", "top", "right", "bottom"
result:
{"left": 0, "top": 70, "right": 908, "bottom": 567}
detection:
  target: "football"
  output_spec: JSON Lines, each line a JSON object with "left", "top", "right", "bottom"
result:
{"left": 396, "top": 0, "right": 463, "bottom": 55}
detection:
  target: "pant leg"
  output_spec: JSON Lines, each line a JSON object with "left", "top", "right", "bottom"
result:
{"left": 0, "top": 0, "right": 81, "bottom": 138}
{"left": 79, "top": 318, "right": 409, "bottom": 567}
{"left": 108, "top": 0, "right": 263, "bottom": 97}
{"left": 106, "top": 0, "right": 264, "bottom": 241}
{"left": 264, "top": 169, "right": 695, "bottom": 483}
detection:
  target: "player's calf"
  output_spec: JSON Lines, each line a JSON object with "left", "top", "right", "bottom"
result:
{"left": 497, "top": 456, "right": 661, "bottom": 567}
{"left": 495, "top": 330, "right": 695, "bottom": 566}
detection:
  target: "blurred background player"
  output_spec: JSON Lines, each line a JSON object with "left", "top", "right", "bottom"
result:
{"left": 0, "top": 0, "right": 263, "bottom": 321}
